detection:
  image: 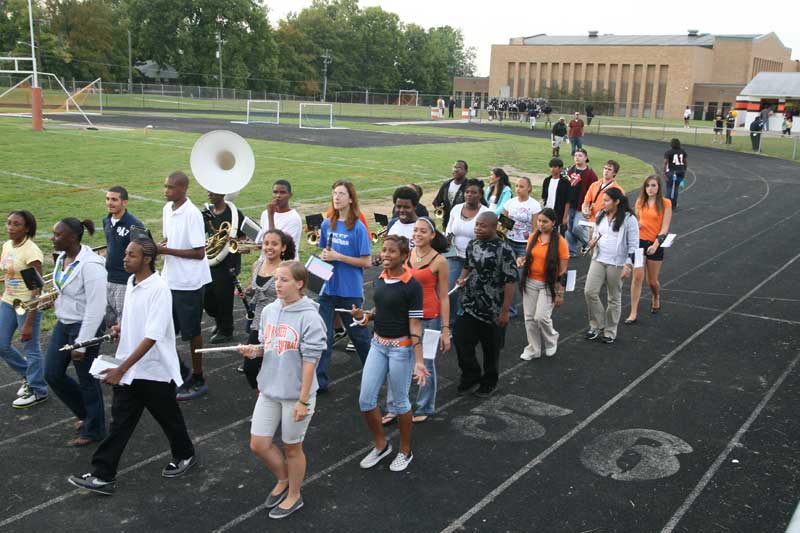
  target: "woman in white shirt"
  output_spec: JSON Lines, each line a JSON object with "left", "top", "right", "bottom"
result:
{"left": 583, "top": 188, "right": 639, "bottom": 344}
{"left": 445, "top": 179, "right": 490, "bottom": 327}
{"left": 502, "top": 177, "right": 542, "bottom": 317}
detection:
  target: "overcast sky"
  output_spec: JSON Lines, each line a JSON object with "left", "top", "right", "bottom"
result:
{"left": 265, "top": 0, "right": 799, "bottom": 76}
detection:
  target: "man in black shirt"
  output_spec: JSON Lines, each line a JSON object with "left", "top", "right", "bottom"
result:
{"left": 453, "top": 212, "right": 518, "bottom": 398}
{"left": 432, "top": 160, "right": 468, "bottom": 229}
{"left": 725, "top": 111, "right": 736, "bottom": 145}
{"left": 662, "top": 139, "right": 688, "bottom": 210}
{"left": 448, "top": 97, "right": 456, "bottom": 119}
{"left": 203, "top": 191, "right": 247, "bottom": 343}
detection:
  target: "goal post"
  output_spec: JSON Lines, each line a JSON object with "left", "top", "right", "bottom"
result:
{"left": 60, "top": 78, "right": 103, "bottom": 115}
{"left": 246, "top": 99, "right": 280, "bottom": 124}
{"left": 398, "top": 90, "right": 419, "bottom": 106}
{"left": 299, "top": 102, "right": 334, "bottom": 129}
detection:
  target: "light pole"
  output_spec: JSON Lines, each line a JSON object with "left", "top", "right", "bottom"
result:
{"left": 127, "top": 29, "right": 133, "bottom": 94}
{"left": 321, "top": 49, "right": 330, "bottom": 102}
{"left": 215, "top": 32, "right": 225, "bottom": 98}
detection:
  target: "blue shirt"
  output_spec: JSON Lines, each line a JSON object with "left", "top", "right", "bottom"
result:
{"left": 103, "top": 211, "right": 144, "bottom": 284}
{"left": 318, "top": 219, "right": 371, "bottom": 298}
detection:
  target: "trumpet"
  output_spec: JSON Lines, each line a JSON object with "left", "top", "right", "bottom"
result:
{"left": 306, "top": 229, "right": 321, "bottom": 245}
{"left": 13, "top": 290, "right": 58, "bottom": 315}
{"left": 370, "top": 228, "right": 388, "bottom": 244}
{"left": 433, "top": 206, "right": 445, "bottom": 219}
{"left": 228, "top": 240, "right": 261, "bottom": 254}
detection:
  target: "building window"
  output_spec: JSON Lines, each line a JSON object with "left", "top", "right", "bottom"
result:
{"left": 643, "top": 64, "right": 655, "bottom": 118}
{"left": 619, "top": 64, "right": 630, "bottom": 117}
{"left": 507, "top": 63, "right": 515, "bottom": 94}
{"left": 656, "top": 65, "right": 668, "bottom": 118}
{"left": 631, "top": 64, "right": 643, "bottom": 117}
{"left": 561, "top": 63, "right": 570, "bottom": 94}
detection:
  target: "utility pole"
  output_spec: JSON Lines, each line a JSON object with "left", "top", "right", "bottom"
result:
{"left": 321, "top": 49, "right": 331, "bottom": 102}
{"left": 216, "top": 32, "right": 225, "bottom": 97}
{"left": 127, "top": 29, "right": 133, "bottom": 94}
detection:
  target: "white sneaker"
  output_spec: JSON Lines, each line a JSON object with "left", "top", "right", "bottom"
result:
{"left": 345, "top": 342, "right": 356, "bottom": 352}
{"left": 519, "top": 352, "right": 540, "bottom": 361}
{"left": 545, "top": 346, "right": 557, "bottom": 357}
{"left": 389, "top": 451, "right": 414, "bottom": 472}
{"left": 16, "top": 381, "right": 28, "bottom": 397}
{"left": 359, "top": 443, "right": 392, "bottom": 469}
{"left": 12, "top": 391, "right": 48, "bottom": 409}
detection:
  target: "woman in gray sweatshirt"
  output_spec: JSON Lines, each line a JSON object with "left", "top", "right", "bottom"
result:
{"left": 238, "top": 261, "right": 327, "bottom": 520}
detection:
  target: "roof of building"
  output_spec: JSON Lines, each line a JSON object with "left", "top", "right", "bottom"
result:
{"left": 740, "top": 72, "right": 800, "bottom": 98}
{"left": 135, "top": 60, "right": 178, "bottom": 80}
{"left": 516, "top": 33, "right": 764, "bottom": 47}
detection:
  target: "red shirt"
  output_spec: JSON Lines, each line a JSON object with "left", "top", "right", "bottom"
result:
{"left": 568, "top": 119, "right": 584, "bottom": 137}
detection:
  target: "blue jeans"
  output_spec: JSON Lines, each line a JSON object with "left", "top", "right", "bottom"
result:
{"left": 570, "top": 136, "right": 583, "bottom": 155}
{"left": 316, "top": 294, "right": 371, "bottom": 390}
{"left": 386, "top": 317, "right": 440, "bottom": 416}
{"left": 665, "top": 171, "right": 684, "bottom": 209}
{"left": 508, "top": 241, "right": 528, "bottom": 316}
{"left": 447, "top": 256, "right": 465, "bottom": 328}
{"left": 565, "top": 208, "right": 589, "bottom": 255}
{"left": 44, "top": 321, "right": 106, "bottom": 441}
{"left": 0, "top": 302, "right": 47, "bottom": 397}
{"left": 359, "top": 340, "right": 414, "bottom": 414}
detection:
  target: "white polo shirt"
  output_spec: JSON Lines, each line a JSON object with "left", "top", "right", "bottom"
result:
{"left": 257, "top": 208, "right": 302, "bottom": 260}
{"left": 115, "top": 272, "right": 183, "bottom": 386}
{"left": 161, "top": 198, "right": 211, "bottom": 290}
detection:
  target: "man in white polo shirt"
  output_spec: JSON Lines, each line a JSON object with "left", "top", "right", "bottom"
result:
{"left": 256, "top": 179, "right": 302, "bottom": 260}
{"left": 68, "top": 237, "right": 196, "bottom": 495}
{"left": 157, "top": 171, "right": 212, "bottom": 401}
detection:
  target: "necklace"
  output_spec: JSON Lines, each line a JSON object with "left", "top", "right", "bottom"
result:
{"left": 413, "top": 247, "right": 433, "bottom": 263}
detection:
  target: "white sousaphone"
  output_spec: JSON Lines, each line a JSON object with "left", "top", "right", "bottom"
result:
{"left": 190, "top": 130, "right": 255, "bottom": 267}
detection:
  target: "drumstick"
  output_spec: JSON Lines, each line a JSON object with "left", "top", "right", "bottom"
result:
{"left": 334, "top": 308, "right": 375, "bottom": 315}
{"left": 194, "top": 344, "right": 258, "bottom": 354}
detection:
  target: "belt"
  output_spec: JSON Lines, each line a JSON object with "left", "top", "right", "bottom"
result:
{"left": 373, "top": 334, "right": 412, "bottom": 347}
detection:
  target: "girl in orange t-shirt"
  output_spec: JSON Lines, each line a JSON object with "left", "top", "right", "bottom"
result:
{"left": 626, "top": 175, "right": 672, "bottom": 323}
{"left": 516, "top": 208, "right": 569, "bottom": 360}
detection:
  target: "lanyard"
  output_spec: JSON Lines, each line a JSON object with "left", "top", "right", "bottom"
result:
{"left": 54, "top": 257, "right": 79, "bottom": 291}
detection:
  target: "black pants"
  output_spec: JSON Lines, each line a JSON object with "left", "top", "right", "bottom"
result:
{"left": 454, "top": 314, "right": 504, "bottom": 388}
{"left": 91, "top": 380, "right": 194, "bottom": 481}
{"left": 204, "top": 266, "right": 235, "bottom": 336}
{"left": 750, "top": 132, "right": 761, "bottom": 151}
{"left": 243, "top": 329, "right": 263, "bottom": 389}
{"left": 725, "top": 129, "right": 732, "bottom": 144}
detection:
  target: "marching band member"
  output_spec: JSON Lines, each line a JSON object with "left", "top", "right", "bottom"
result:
{"left": 239, "top": 261, "right": 327, "bottom": 519}
{"left": 0, "top": 210, "right": 48, "bottom": 408}
{"left": 256, "top": 179, "right": 302, "bottom": 260}
{"left": 45, "top": 218, "right": 107, "bottom": 446}
{"left": 316, "top": 181, "right": 372, "bottom": 393}
{"left": 432, "top": 160, "right": 469, "bottom": 230}
{"left": 103, "top": 186, "right": 143, "bottom": 327}
{"left": 355, "top": 235, "right": 429, "bottom": 472}
{"left": 157, "top": 171, "right": 212, "bottom": 401}
{"left": 241, "top": 229, "right": 296, "bottom": 388}
{"left": 203, "top": 190, "right": 247, "bottom": 344}
{"left": 68, "top": 237, "right": 196, "bottom": 496}
{"left": 386, "top": 186, "right": 419, "bottom": 246}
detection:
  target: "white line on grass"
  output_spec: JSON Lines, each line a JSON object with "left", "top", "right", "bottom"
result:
{"left": 440, "top": 250, "right": 800, "bottom": 533}
{"left": 0, "top": 170, "right": 163, "bottom": 204}
{"left": 661, "top": 350, "right": 800, "bottom": 533}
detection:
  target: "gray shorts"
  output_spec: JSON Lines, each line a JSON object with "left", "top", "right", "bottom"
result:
{"left": 250, "top": 394, "right": 316, "bottom": 444}
{"left": 105, "top": 282, "right": 127, "bottom": 327}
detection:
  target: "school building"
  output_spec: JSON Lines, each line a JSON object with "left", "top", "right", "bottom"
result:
{"left": 480, "top": 31, "right": 798, "bottom": 120}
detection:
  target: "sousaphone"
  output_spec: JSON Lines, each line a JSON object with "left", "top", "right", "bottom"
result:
{"left": 190, "top": 130, "right": 255, "bottom": 266}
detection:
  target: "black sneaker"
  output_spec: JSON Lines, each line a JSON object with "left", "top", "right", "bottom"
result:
{"left": 162, "top": 456, "right": 198, "bottom": 478}
{"left": 601, "top": 335, "right": 615, "bottom": 344}
{"left": 457, "top": 381, "right": 480, "bottom": 395}
{"left": 176, "top": 376, "right": 208, "bottom": 401}
{"left": 210, "top": 332, "right": 233, "bottom": 344}
{"left": 68, "top": 473, "right": 115, "bottom": 495}
{"left": 585, "top": 329, "right": 601, "bottom": 341}
{"left": 473, "top": 384, "right": 496, "bottom": 398}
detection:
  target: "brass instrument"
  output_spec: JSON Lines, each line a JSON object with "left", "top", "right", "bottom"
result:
{"left": 305, "top": 214, "right": 324, "bottom": 246}
{"left": 13, "top": 290, "right": 58, "bottom": 315}
{"left": 91, "top": 245, "right": 107, "bottom": 255}
{"left": 60, "top": 334, "right": 113, "bottom": 352}
{"left": 497, "top": 214, "right": 515, "bottom": 241}
{"left": 306, "top": 229, "right": 321, "bottom": 245}
{"left": 371, "top": 213, "right": 389, "bottom": 243}
{"left": 433, "top": 206, "right": 445, "bottom": 219}
{"left": 370, "top": 228, "right": 388, "bottom": 243}
{"left": 228, "top": 240, "right": 261, "bottom": 254}
{"left": 205, "top": 220, "right": 232, "bottom": 262}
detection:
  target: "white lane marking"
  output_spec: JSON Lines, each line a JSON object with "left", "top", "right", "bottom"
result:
{"left": 440, "top": 250, "right": 800, "bottom": 533}
{"left": 656, "top": 298, "right": 800, "bottom": 326}
{"left": 0, "top": 416, "right": 75, "bottom": 447}
{"left": 661, "top": 350, "right": 800, "bottom": 533}
{"left": 0, "top": 170, "right": 164, "bottom": 204}
{"left": 661, "top": 288, "right": 800, "bottom": 303}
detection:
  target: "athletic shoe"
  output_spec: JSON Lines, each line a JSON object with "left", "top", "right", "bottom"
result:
{"left": 68, "top": 473, "right": 115, "bottom": 495}
{"left": 389, "top": 452, "right": 414, "bottom": 472}
{"left": 585, "top": 329, "right": 601, "bottom": 341}
{"left": 12, "top": 391, "right": 48, "bottom": 409}
{"left": 176, "top": 377, "right": 208, "bottom": 401}
{"left": 601, "top": 335, "right": 615, "bottom": 344}
{"left": 545, "top": 346, "right": 557, "bottom": 357}
{"left": 345, "top": 342, "right": 356, "bottom": 352}
{"left": 16, "top": 380, "right": 28, "bottom": 397}
{"left": 209, "top": 332, "right": 233, "bottom": 345}
{"left": 162, "top": 456, "right": 197, "bottom": 478}
{"left": 519, "top": 351, "right": 540, "bottom": 361}
{"left": 456, "top": 381, "right": 480, "bottom": 395}
{"left": 269, "top": 497, "right": 304, "bottom": 519}
{"left": 333, "top": 327, "right": 347, "bottom": 342}
{"left": 473, "top": 384, "right": 496, "bottom": 399}
{"left": 359, "top": 443, "right": 393, "bottom": 469}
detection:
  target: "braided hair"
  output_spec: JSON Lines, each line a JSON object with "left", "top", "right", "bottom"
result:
{"left": 131, "top": 236, "right": 158, "bottom": 273}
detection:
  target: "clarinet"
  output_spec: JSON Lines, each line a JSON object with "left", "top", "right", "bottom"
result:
{"left": 229, "top": 268, "right": 255, "bottom": 320}
{"left": 60, "top": 334, "right": 113, "bottom": 352}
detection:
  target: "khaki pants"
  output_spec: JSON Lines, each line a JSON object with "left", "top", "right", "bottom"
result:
{"left": 522, "top": 279, "right": 559, "bottom": 357}
{"left": 584, "top": 260, "right": 624, "bottom": 339}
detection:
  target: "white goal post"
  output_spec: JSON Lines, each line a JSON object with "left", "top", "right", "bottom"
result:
{"left": 398, "top": 90, "right": 419, "bottom": 106}
{"left": 232, "top": 99, "right": 280, "bottom": 125}
{"left": 299, "top": 102, "right": 334, "bottom": 129}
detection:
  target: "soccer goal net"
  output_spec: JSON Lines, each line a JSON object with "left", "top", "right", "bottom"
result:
{"left": 0, "top": 72, "right": 96, "bottom": 127}
{"left": 234, "top": 99, "right": 280, "bottom": 125}
{"left": 58, "top": 78, "right": 103, "bottom": 115}
{"left": 299, "top": 102, "right": 334, "bottom": 129}
{"left": 398, "top": 90, "right": 419, "bottom": 106}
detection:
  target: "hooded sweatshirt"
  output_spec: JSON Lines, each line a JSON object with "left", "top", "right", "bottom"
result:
{"left": 256, "top": 295, "right": 327, "bottom": 400}
{"left": 53, "top": 244, "right": 107, "bottom": 347}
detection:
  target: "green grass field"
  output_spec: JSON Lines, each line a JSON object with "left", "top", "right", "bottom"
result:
{"left": 0, "top": 114, "right": 652, "bottom": 330}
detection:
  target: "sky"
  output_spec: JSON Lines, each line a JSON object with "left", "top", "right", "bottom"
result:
{"left": 264, "top": 0, "right": 799, "bottom": 77}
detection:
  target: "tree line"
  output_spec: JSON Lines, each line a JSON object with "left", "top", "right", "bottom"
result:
{"left": 0, "top": 0, "right": 477, "bottom": 96}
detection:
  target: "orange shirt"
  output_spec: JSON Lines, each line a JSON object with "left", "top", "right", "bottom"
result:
{"left": 638, "top": 198, "right": 671, "bottom": 241}
{"left": 526, "top": 233, "right": 569, "bottom": 282}
{"left": 583, "top": 180, "right": 625, "bottom": 220}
